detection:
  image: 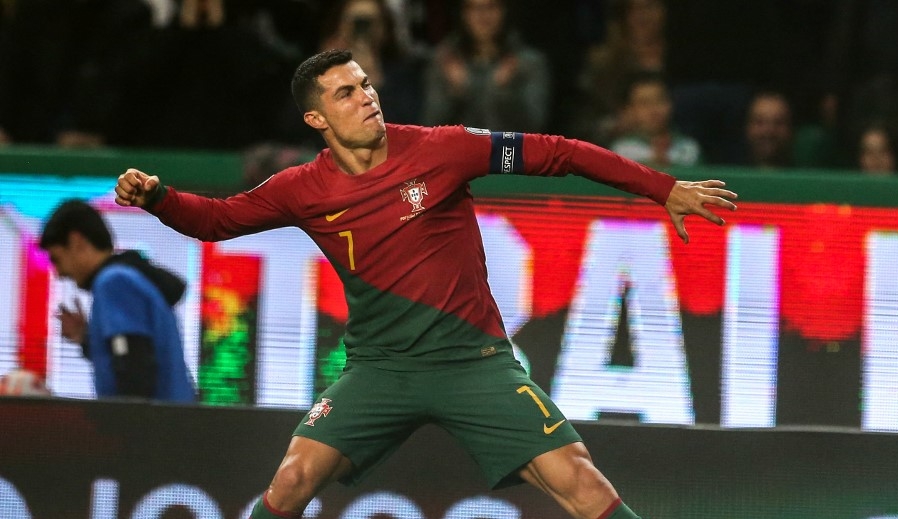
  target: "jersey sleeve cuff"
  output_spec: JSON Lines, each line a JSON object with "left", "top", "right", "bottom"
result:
{"left": 145, "top": 185, "right": 168, "bottom": 212}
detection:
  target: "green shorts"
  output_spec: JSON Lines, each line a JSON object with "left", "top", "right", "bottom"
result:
{"left": 294, "top": 351, "right": 581, "bottom": 489}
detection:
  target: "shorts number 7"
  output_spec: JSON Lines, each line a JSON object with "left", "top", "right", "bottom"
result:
{"left": 517, "top": 385, "right": 550, "bottom": 418}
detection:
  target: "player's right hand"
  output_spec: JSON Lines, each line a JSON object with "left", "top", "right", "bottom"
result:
{"left": 115, "top": 168, "right": 160, "bottom": 208}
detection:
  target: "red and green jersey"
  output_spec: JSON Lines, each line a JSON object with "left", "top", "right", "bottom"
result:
{"left": 148, "top": 124, "right": 675, "bottom": 369}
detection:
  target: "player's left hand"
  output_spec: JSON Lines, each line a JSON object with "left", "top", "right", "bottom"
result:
{"left": 664, "top": 180, "right": 738, "bottom": 244}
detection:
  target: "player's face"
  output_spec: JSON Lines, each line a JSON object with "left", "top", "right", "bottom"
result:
{"left": 308, "top": 61, "right": 386, "bottom": 149}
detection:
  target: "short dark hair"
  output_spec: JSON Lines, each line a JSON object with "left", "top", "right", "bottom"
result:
{"left": 291, "top": 49, "right": 354, "bottom": 113}
{"left": 40, "top": 199, "right": 113, "bottom": 251}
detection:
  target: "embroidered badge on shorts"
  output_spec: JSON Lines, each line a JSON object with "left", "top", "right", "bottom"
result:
{"left": 305, "top": 398, "right": 333, "bottom": 426}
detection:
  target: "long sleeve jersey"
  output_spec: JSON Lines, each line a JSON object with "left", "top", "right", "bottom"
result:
{"left": 148, "top": 124, "right": 675, "bottom": 369}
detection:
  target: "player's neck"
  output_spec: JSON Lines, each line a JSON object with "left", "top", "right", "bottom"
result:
{"left": 330, "top": 139, "right": 389, "bottom": 176}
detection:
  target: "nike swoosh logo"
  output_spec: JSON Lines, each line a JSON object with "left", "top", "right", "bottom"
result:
{"left": 543, "top": 419, "right": 566, "bottom": 435}
{"left": 325, "top": 209, "right": 349, "bottom": 222}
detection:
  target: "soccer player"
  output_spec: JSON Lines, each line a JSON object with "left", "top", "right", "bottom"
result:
{"left": 40, "top": 199, "right": 196, "bottom": 402}
{"left": 115, "top": 49, "right": 737, "bottom": 519}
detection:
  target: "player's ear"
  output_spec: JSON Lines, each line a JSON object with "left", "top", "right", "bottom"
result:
{"left": 304, "top": 110, "right": 327, "bottom": 131}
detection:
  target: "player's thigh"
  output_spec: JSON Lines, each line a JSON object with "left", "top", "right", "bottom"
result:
{"left": 294, "top": 364, "right": 425, "bottom": 484}
{"left": 429, "top": 355, "right": 580, "bottom": 488}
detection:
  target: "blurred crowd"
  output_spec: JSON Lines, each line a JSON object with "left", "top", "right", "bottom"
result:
{"left": 0, "top": 0, "right": 896, "bottom": 182}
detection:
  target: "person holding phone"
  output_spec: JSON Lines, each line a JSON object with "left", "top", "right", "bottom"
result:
{"left": 318, "top": 0, "right": 427, "bottom": 125}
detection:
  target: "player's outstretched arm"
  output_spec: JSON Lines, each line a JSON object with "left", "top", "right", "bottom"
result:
{"left": 115, "top": 168, "right": 161, "bottom": 208}
{"left": 114, "top": 166, "right": 296, "bottom": 243}
{"left": 664, "top": 180, "right": 738, "bottom": 244}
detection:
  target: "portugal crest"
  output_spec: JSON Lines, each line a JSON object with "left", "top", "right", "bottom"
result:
{"left": 400, "top": 180, "right": 428, "bottom": 213}
{"left": 304, "top": 398, "right": 333, "bottom": 426}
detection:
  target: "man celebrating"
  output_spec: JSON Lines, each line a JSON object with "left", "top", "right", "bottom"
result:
{"left": 115, "top": 49, "right": 736, "bottom": 519}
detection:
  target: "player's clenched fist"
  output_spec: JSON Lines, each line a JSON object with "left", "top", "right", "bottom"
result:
{"left": 115, "top": 168, "right": 161, "bottom": 208}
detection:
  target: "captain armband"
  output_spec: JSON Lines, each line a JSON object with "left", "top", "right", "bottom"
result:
{"left": 489, "top": 131, "right": 524, "bottom": 175}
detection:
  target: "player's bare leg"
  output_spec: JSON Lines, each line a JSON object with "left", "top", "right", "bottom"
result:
{"left": 519, "top": 442, "right": 640, "bottom": 519}
{"left": 251, "top": 436, "right": 353, "bottom": 518}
